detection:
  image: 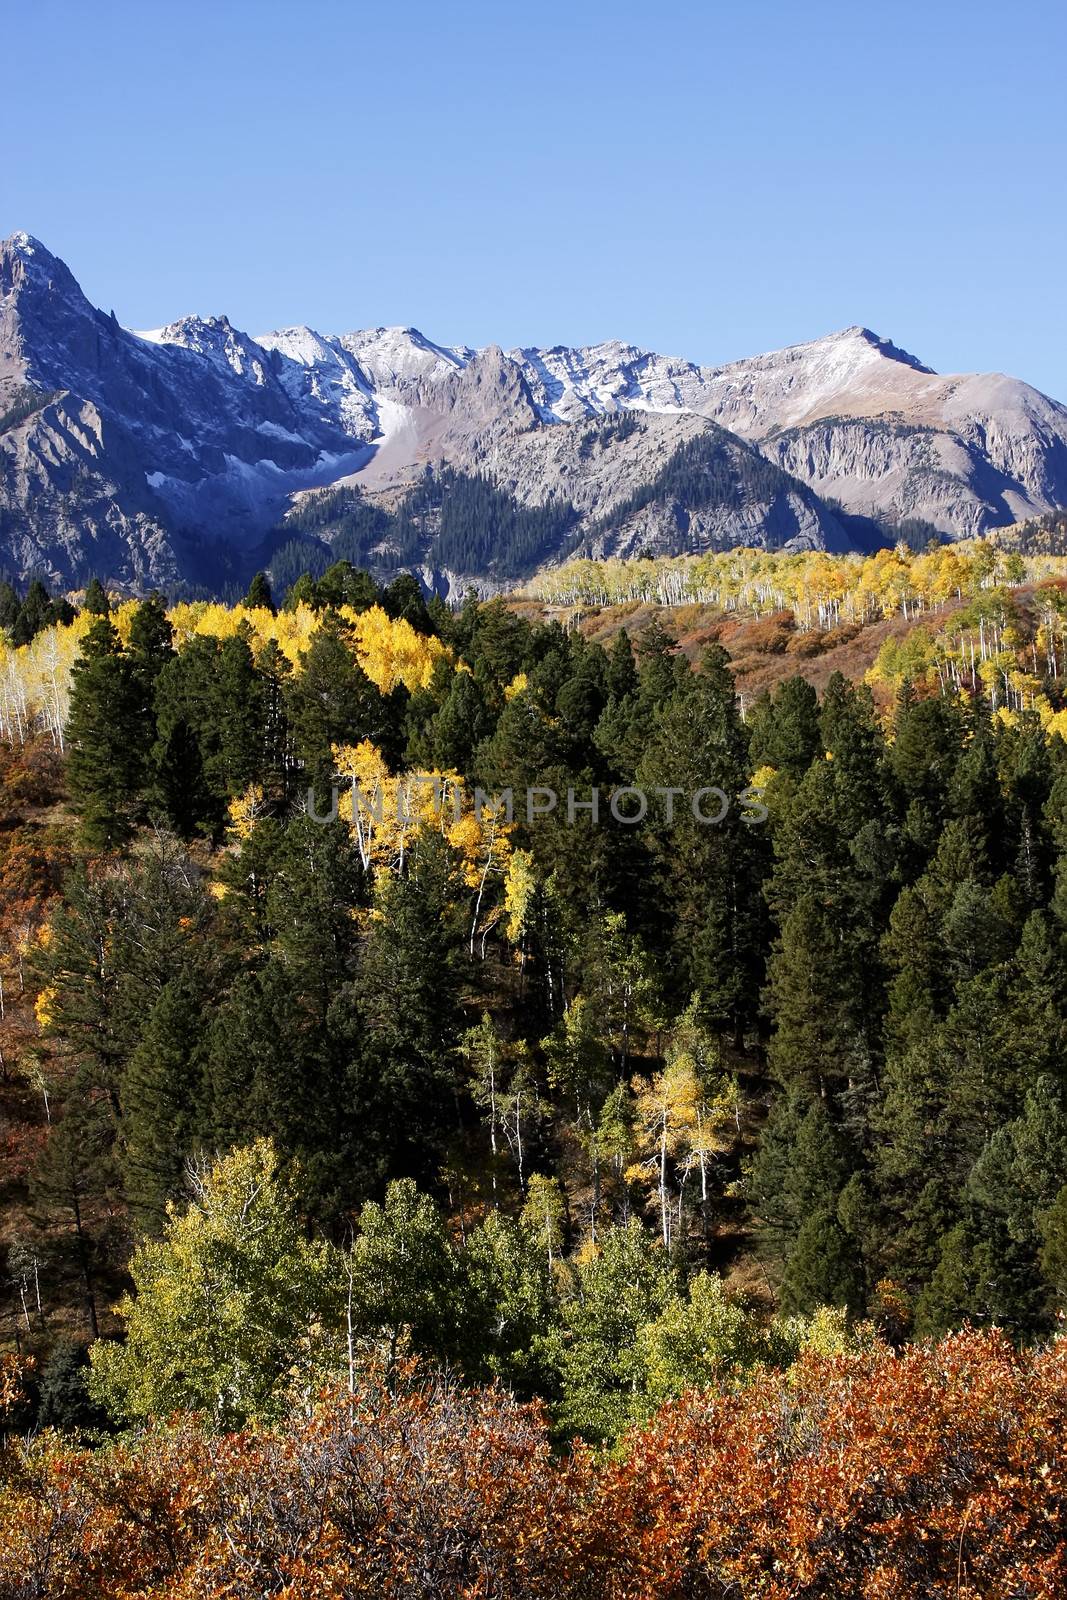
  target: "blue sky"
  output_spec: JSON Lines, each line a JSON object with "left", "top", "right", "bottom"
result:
{"left": 6, "top": 0, "right": 1067, "bottom": 396}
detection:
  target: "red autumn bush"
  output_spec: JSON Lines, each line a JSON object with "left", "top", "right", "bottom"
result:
{"left": 597, "top": 1328, "right": 1067, "bottom": 1599}
{"left": 1, "top": 1331, "right": 1065, "bottom": 1599}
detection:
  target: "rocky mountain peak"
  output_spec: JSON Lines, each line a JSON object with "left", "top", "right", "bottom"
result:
{"left": 811, "top": 325, "right": 936, "bottom": 374}
{"left": 0, "top": 232, "right": 93, "bottom": 317}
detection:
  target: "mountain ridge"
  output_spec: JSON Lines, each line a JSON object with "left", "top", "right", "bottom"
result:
{"left": 2, "top": 232, "right": 1066, "bottom": 594}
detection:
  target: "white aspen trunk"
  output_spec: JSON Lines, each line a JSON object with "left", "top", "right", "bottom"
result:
{"left": 659, "top": 1111, "right": 669, "bottom": 1248}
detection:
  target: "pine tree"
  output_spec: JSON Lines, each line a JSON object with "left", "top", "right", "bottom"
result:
{"left": 881, "top": 881, "right": 949, "bottom": 1054}
{"left": 211, "top": 630, "right": 267, "bottom": 802}
{"left": 353, "top": 836, "right": 465, "bottom": 1188}
{"left": 256, "top": 638, "right": 294, "bottom": 804}
{"left": 766, "top": 892, "right": 863, "bottom": 1095}
{"left": 0, "top": 579, "right": 19, "bottom": 632}
{"left": 781, "top": 1206, "right": 863, "bottom": 1315}
{"left": 765, "top": 692, "right": 896, "bottom": 1119}
{"left": 65, "top": 617, "right": 140, "bottom": 848}
{"left": 432, "top": 669, "right": 493, "bottom": 775}
{"left": 243, "top": 571, "right": 275, "bottom": 612}
{"left": 82, "top": 576, "right": 110, "bottom": 616}
{"left": 890, "top": 689, "right": 962, "bottom": 811}
{"left": 120, "top": 965, "right": 212, "bottom": 1234}
{"left": 36, "top": 1340, "right": 108, "bottom": 1435}
{"left": 748, "top": 1090, "right": 851, "bottom": 1266}
{"left": 31, "top": 1095, "right": 116, "bottom": 1338}
{"left": 126, "top": 594, "right": 174, "bottom": 799}
{"left": 149, "top": 639, "right": 216, "bottom": 836}
{"left": 914, "top": 1208, "right": 1039, "bottom": 1335}
{"left": 637, "top": 645, "right": 767, "bottom": 1038}
{"left": 11, "top": 578, "right": 55, "bottom": 645}
{"left": 286, "top": 612, "right": 392, "bottom": 793}
{"left": 1038, "top": 1185, "right": 1067, "bottom": 1306}
{"left": 748, "top": 675, "right": 821, "bottom": 780}
{"left": 606, "top": 629, "right": 637, "bottom": 702}
{"left": 967, "top": 1077, "right": 1067, "bottom": 1260}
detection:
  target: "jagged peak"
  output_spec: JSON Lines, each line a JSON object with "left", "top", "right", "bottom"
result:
{"left": 797, "top": 325, "right": 935, "bottom": 374}
{"left": 3, "top": 230, "right": 48, "bottom": 256}
{"left": 163, "top": 311, "right": 237, "bottom": 336}
{"left": 0, "top": 231, "right": 84, "bottom": 298}
{"left": 349, "top": 324, "right": 469, "bottom": 363}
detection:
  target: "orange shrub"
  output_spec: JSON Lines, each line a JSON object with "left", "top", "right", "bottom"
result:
{"left": 597, "top": 1329, "right": 1067, "bottom": 1599}
{"left": 1, "top": 1333, "right": 1065, "bottom": 1599}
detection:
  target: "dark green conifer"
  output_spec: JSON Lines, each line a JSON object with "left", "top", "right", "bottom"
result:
{"left": 243, "top": 571, "right": 275, "bottom": 612}
{"left": 65, "top": 617, "right": 140, "bottom": 848}
{"left": 82, "top": 577, "right": 111, "bottom": 616}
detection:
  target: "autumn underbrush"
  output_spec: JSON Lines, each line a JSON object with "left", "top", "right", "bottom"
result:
{"left": 1, "top": 1328, "right": 1066, "bottom": 1600}
{"left": 525, "top": 596, "right": 967, "bottom": 708}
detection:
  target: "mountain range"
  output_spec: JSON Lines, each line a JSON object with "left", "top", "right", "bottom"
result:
{"left": 2, "top": 230, "right": 1067, "bottom": 596}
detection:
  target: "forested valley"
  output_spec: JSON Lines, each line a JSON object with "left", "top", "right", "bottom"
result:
{"left": 2, "top": 545, "right": 1067, "bottom": 1596}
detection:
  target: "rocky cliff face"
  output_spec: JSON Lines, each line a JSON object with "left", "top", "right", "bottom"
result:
{"left": 2, "top": 232, "right": 1066, "bottom": 593}
{"left": 0, "top": 234, "right": 367, "bottom": 588}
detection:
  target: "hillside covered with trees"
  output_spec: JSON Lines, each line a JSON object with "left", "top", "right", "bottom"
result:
{"left": 2, "top": 543, "right": 1067, "bottom": 1594}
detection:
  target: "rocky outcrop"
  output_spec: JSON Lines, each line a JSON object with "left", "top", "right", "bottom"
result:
{"left": 0, "top": 233, "right": 366, "bottom": 587}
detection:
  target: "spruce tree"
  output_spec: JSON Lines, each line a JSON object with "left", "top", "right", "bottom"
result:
{"left": 243, "top": 571, "right": 275, "bottom": 612}
{"left": 749, "top": 1090, "right": 852, "bottom": 1267}
{"left": 606, "top": 629, "right": 637, "bottom": 701}
{"left": 1038, "top": 1186, "right": 1067, "bottom": 1306}
{"left": 120, "top": 965, "right": 212, "bottom": 1234}
{"left": 432, "top": 669, "right": 494, "bottom": 775}
{"left": 0, "top": 579, "right": 19, "bottom": 632}
{"left": 748, "top": 675, "right": 821, "bottom": 780}
{"left": 65, "top": 617, "right": 140, "bottom": 848}
{"left": 11, "top": 578, "right": 55, "bottom": 644}
{"left": 257, "top": 637, "right": 294, "bottom": 804}
{"left": 781, "top": 1206, "right": 863, "bottom": 1315}
{"left": 353, "top": 835, "right": 465, "bottom": 1188}
{"left": 82, "top": 576, "right": 111, "bottom": 616}
{"left": 766, "top": 893, "right": 861, "bottom": 1095}
{"left": 126, "top": 594, "right": 174, "bottom": 798}
{"left": 285, "top": 612, "right": 392, "bottom": 793}
{"left": 637, "top": 644, "right": 768, "bottom": 1038}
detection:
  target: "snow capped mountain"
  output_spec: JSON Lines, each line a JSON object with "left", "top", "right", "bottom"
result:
{"left": 338, "top": 326, "right": 473, "bottom": 390}
{"left": 2, "top": 231, "right": 1067, "bottom": 592}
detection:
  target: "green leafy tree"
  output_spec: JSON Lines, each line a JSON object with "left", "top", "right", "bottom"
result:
{"left": 548, "top": 1221, "right": 679, "bottom": 1443}
{"left": 348, "top": 1179, "right": 458, "bottom": 1375}
{"left": 635, "top": 1272, "right": 772, "bottom": 1411}
{"left": 460, "top": 1210, "right": 555, "bottom": 1393}
{"left": 88, "top": 1140, "right": 341, "bottom": 1427}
